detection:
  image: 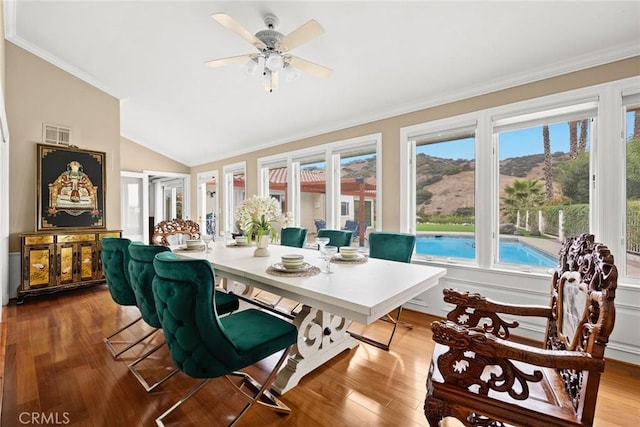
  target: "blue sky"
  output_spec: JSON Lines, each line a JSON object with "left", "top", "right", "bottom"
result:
{"left": 418, "top": 122, "right": 588, "bottom": 161}
{"left": 418, "top": 112, "right": 636, "bottom": 161}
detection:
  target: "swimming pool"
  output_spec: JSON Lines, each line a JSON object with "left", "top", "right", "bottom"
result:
{"left": 415, "top": 235, "right": 557, "bottom": 267}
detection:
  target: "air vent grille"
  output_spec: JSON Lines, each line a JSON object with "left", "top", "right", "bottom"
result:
{"left": 42, "top": 123, "right": 71, "bottom": 145}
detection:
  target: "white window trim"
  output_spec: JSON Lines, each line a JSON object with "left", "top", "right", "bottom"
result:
{"left": 222, "top": 161, "right": 246, "bottom": 234}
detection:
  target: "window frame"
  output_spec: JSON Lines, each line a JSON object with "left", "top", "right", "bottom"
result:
{"left": 222, "top": 161, "right": 246, "bottom": 234}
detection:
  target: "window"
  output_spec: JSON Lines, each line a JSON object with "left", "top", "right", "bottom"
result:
{"left": 336, "top": 143, "right": 378, "bottom": 245}
{"left": 258, "top": 159, "right": 289, "bottom": 214}
{"left": 294, "top": 153, "right": 327, "bottom": 234}
{"left": 404, "top": 121, "right": 477, "bottom": 262}
{"left": 494, "top": 102, "right": 596, "bottom": 269}
{"left": 223, "top": 162, "right": 246, "bottom": 234}
{"left": 340, "top": 201, "right": 350, "bottom": 216}
{"left": 257, "top": 134, "right": 382, "bottom": 241}
{"left": 624, "top": 95, "right": 640, "bottom": 279}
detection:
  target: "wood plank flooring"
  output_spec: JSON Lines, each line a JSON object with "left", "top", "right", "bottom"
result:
{"left": 2, "top": 285, "right": 639, "bottom": 426}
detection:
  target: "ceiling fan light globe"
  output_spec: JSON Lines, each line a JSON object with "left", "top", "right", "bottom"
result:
{"left": 285, "top": 66, "right": 301, "bottom": 82}
{"left": 244, "top": 59, "right": 259, "bottom": 76}
{"left": 265, "top": 54, "right": 284, "bottom": 71}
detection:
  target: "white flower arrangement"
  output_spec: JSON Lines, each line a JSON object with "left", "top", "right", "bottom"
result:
{"left": 235, "top": 196, "right": 293, "bottom": 242}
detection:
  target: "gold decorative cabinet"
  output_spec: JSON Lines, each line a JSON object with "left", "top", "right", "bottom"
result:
{"left": 19, "top": 230, "right": 121, "bottom": 303}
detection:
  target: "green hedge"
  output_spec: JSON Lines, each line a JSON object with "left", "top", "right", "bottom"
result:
{"left": 562, "top": 204, "right": 589, "bottom": 237}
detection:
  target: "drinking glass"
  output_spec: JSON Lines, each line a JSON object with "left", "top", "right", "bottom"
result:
{"left": 321, "top": 245, "right": 338, "bottom": 274}
{"left": 315, "top": 236, "right": 330, "bottom": 253}
{"left": 202, "top": 234, "right": 213, "bottom": 253}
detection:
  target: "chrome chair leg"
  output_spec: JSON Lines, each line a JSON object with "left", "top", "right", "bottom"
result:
{"left": 104, "top": 316, "right": 158, "bottom": 359}
{"left": 155, "top": 379, "right": 209, "bottom": 427}
{"left": 229, "top": 347, "right": 292, "bottom": 426}
{"left": 349, "top": 306, "right": 411, "bottom": 351}
{"left": 128, "top": 339, "right": 180, "bottom": 392}
{"left": 155, "top": 348, "right": 292, "bottom": 427}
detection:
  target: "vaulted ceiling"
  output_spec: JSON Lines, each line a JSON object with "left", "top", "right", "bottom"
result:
{"left": 5, "top": 1, "right": 640, "bottom": 166}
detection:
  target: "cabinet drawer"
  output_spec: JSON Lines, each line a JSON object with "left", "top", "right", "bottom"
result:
{"left": 58, "top": 234, "right": 95, "bottom": 243}
{"left": 24, "top": 235, "right": 55, "bottom": 245}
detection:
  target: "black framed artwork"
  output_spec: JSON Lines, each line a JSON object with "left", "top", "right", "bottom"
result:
{"left": 36, "top": 143, "right": 106, "bottom": 231}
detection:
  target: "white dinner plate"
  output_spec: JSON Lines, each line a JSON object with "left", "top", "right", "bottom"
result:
{"left": 334, "top": 253, "right": 365, "bottom": 261}
{"left": 271, "top": 262, "right": 313, "bottom": 273}
{"left": 181, "top": 245, "right": 204, "bottom": 251}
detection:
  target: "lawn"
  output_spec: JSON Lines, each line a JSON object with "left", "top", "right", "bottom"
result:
{"left": 416, "top": 223, "right": 475, "bottom": 232}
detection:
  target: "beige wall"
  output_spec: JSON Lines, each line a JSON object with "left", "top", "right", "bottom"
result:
{"left": 5, "top": 42, "right": 120, "bottom": 252}
{"left": 192, "top": 57, "right": 640, "bottom": 231}
{"left": 1, "top": 1, "right": 5, "bottom": 92}
{"left": 120, "top": 136, "right": 189, "bottom": 174}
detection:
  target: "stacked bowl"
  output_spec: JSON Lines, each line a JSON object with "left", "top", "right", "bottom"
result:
{"left": 281, "top": 254, "right": 305, "bottom": 270}
{"left": 339, "top": 246, "right": 359, "bottom": 259}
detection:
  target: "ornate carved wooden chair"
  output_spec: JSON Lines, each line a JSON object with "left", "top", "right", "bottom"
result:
{"left": 151, "top": 218, "right": 200, "bottom": 246}
{"left": 425, "top": 233, "right": 618, "bottom": 427}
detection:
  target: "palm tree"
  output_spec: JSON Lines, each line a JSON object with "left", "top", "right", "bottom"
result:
{"left": 543, "top": 125, "right": 553, "bottom": 201}
{"left": 501, "top": 178, "right": 545, "bottom": 223}
{"left": 569, "top": 121, "right": 578, "bottom": 159}
{"left": 578, "top": 119, "right": 589, "bottom": 152}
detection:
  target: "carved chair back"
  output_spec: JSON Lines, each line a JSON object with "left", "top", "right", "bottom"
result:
{"left": 546, "top": 233, "right": 617, "bottom": 416}
{"left": 151, "top": 219, "right": 200, "bottom": 246}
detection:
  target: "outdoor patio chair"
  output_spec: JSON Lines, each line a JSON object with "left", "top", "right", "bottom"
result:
{"left": 342, "top": 219, "right": 359, "bottom": 234}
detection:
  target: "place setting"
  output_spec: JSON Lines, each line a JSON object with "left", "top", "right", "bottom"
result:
{"left": 331, "top": 246, "right": 368, "bottom": 264}
{"left": 267, "top": 254, "right": 320, "bottom": 277}
{"left": 174, "top": 239, "right": 206, "bottom": 252}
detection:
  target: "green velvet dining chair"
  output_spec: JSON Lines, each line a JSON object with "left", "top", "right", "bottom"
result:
{"left": 280, "top": 226, "right": 307, "bottom": 248}
{"left": 101, "top": 237, "right": 157, "bottom": 359}
{"left": 317, "top": 229, "right": 352, "bottom": 248}
{"left": 349, "top": 231, "right": 416, "bottom": 350}
{"left": 152, "top": 251, "right": 298, "bottom": 426}
{"left": 127, "top": 242, "right": 240, "bottom": 392}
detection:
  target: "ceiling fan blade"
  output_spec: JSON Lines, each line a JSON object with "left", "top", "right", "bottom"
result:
{"left": 211, "top": 13, "right": 267, "bottom": 50}
{"left": 277, "top": 19, "right": 325, "bottom": 52}
{"left": 287, "top": 56, "right": 332, "bottom": 79}
{"left": 205, "top": 54, "right": 254, "bottom": 68}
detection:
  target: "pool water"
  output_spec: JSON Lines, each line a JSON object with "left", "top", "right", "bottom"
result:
{"left": 415, "top": 235, "right": 557, "bottom": 267}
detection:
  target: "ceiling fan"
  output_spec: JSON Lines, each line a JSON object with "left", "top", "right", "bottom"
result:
{"left": 205, "top": 12, "right": 332, "bottom": 92}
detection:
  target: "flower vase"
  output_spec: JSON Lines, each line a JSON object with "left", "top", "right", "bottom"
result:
{"left": 253, "top": 235, "right": 271, "bottom": 257}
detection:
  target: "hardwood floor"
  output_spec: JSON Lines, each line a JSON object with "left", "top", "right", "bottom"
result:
{"left": 2, "top": 285, "right": 639, "bottom": 426}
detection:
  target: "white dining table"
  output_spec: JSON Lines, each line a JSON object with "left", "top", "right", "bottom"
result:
{"left": 174, "top": 239, "right": 446, "bottom": 394}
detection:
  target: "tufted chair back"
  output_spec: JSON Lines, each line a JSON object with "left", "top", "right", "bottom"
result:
{"left": 152, "top": 252, "right": 243, "bottom": 377}
{"left": 128, "top": 242, "right": 171, "bottom": 328}
{"left": 317, "top": 229, "right": 352, "bottom": 248}
{"left": 368, "top": 232, "right": 416, "bottom": 263}
{"left": 101, "top": 237, "right": 135, "bottom": 306}
{"left": 280, "top": 227, "right": 307, "bottom": 248}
